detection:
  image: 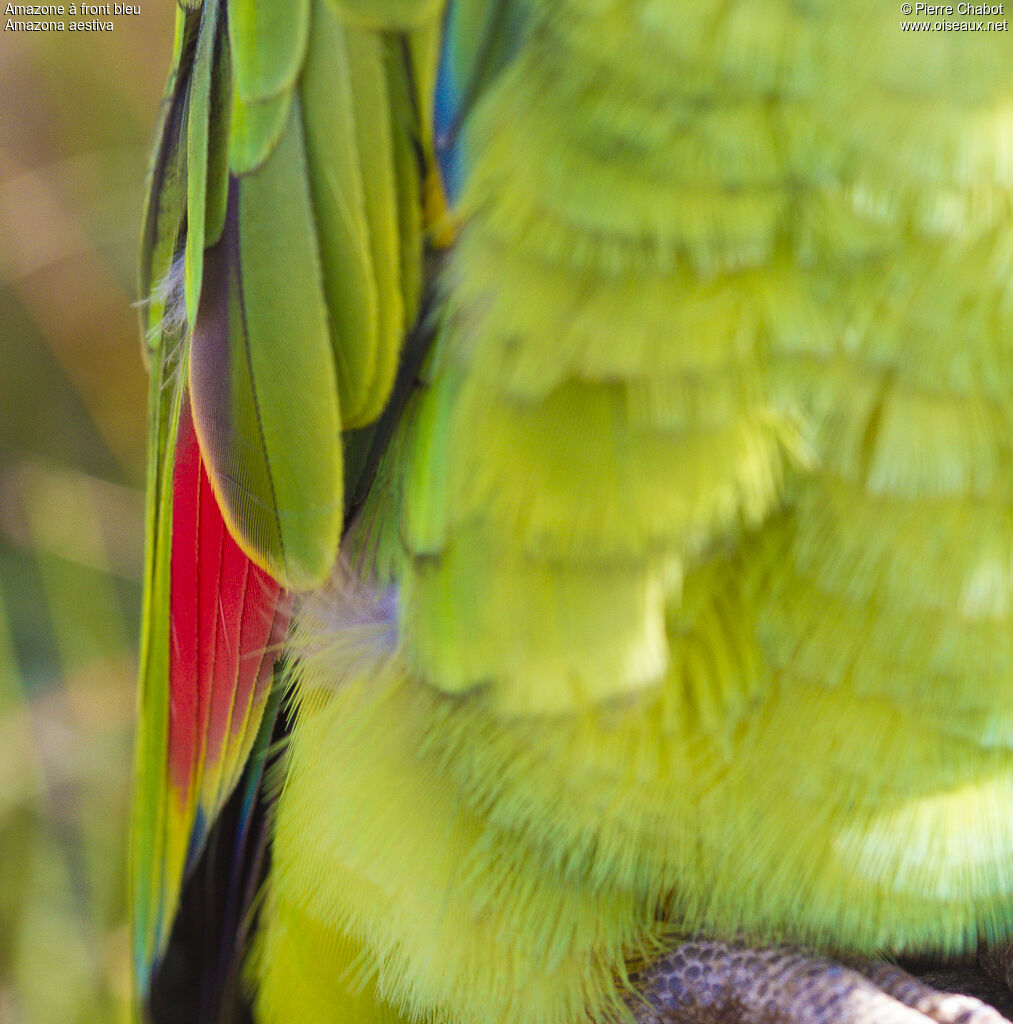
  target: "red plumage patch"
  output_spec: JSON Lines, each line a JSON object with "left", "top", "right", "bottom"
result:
{"left": 168, "top": 394, "right": 289, "bottom": 829}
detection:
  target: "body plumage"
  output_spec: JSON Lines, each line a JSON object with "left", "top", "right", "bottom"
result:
{"left": 131, "top": 3, "right": 1013, "bottom": 1023}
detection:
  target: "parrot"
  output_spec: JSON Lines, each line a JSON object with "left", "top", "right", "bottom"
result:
{"left": 129, "top": 1, "right": 1013, "bottom": 1023}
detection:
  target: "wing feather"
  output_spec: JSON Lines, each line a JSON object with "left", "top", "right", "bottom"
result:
{"left": 131, "top": 0, "right": 450, "bottom": 1015}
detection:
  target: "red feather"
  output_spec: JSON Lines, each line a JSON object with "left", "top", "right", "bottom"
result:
{"left": 168, "top": 393, "right": 289, "bottom": 844}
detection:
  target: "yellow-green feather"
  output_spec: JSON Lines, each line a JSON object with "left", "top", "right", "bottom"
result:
{"left": 227, "top": 0, "right": 309, "bottom": 103}
{"left": 187, "top": 0, "right": 444, "bottom": 589}
{"left": 300, "top": 0, "right": 383, "bottom": 428}
{"left": 254, "top": 2, "right": 1013, "bottom": 1023}
{"left": 229, "top": 85, "right": 291, "bottom": 176}
{"left": 130, "top": 4, "right": 195, "bottom": 995}
{"left": 131, "top": 0, "right": 443, "bottom": 1007}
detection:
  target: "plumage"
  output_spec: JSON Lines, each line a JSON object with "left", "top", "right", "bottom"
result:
{"left": 131, "top": 383, "right": 290, "bottom": 995}
{"left": 130, "top": 0, "right": 442, "bottom": 1010}
{"left": 131, "top": 2, "right": 1013, "bottom": 1023}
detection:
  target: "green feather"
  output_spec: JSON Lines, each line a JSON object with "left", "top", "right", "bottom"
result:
{"left": 183, "top": 0, "right": 219, "bottom": 326}
{"left": 137, "top": 5, "right": 194, "bottom": 351}
{"left": 299, "top": 0, "right": 382, "bottom": 428}
{"left": 228, "top": 82, "right": 291, "bottom": 175}
{"left": 190, "top": 99, "right": 343, "bottom": 590}
{"left": 330, "top": 0, "right": 445, "bottom": 30}
{"left": 205, "top": 24, "right": 232, "bottom": 247}
{"left": 253, "top": 4, "right": 1013, "bottom": 1023}
{"left": 227, "top": 0, "right": 310, "bottom": 102}
{"left": 131, "top": 0, "right": 445, "bottom": 1015}
{"left": 133, "top": 5, "right": 1013, "bottom": 1024}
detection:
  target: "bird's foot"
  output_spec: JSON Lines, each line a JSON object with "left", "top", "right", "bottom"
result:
{"left": 628, "top": 939, "right": 1013, "bottom": 1024}
{"left": 980, "top": 942, "right": 1013, "bottom": 994}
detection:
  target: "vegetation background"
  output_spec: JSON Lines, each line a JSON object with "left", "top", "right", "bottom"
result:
{"left": 1, "top": 7, "right": 175, "bottom": 1021}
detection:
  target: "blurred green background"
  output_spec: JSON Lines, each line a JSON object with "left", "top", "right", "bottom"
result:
{"left": 1, "top": 8, "right": 175, "bottom": 1022}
